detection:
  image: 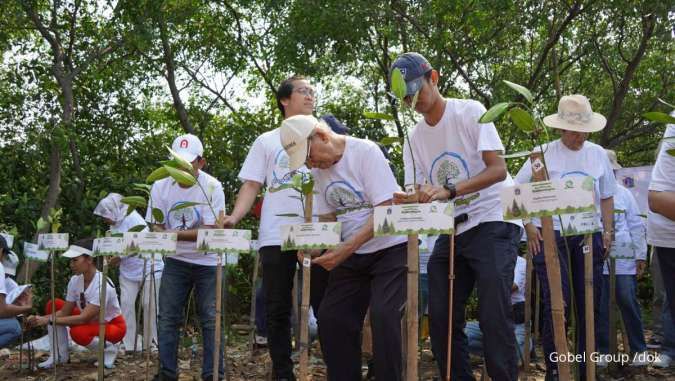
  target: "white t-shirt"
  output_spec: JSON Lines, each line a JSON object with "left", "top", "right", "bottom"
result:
{"left": 0, "top": 263, "right": 5, "bottom": 295}
{"left": 511, "top": 256, "right": 527, "bottom": 304}
{"left": 147, "top": 170, "right": 226, "bottom": 266}
{"left": 113, "top": 210, "right": 163, "bottom": 281}
{"left": 515, "top": 139, "right": 616, "bottom": 231}
{"left": 66, "top": 271, "right": 122, "bottom": 322}
{"left": 238, "top": 128, "right": 307, "bottom": 248}
{"left": 603, "top": 184, "right": 647, "bottom": 275}
{"left": 647, "top": 124, "right": 675, "bottom": 248}
{"left": 314, "top": 136, "right": 407, "bottom": 254}
{"left": 5, "top": 276, "right": 18, "bottom": 296}
{"left": 403, "top": 98, "right": 522, "bottom": 235}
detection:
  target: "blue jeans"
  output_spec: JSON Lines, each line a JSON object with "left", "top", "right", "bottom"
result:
{"left": 662, "top": 298, "right": 675, "bottom": 358}
{"left": 0, "top": 317, "right": 21, "bottom": 348}
{"left": 464, "top": 321, "right": 528, "bottom": 362}
{"left": 158, "top": 258, "right": 224, "bottom": 380}
{"left": 596, "top": 274, "right": 647, "bottom": 354}
{"left": 420, "top": 273, "right": 429, "bottom": 316}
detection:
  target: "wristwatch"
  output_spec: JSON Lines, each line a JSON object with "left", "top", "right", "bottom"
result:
{"left": 442, "top": 182, "right": 457, "bottom": 201}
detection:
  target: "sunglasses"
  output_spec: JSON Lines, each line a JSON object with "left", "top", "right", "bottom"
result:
{"left": 79, "top": 292, "right": 86, "bottom": 310}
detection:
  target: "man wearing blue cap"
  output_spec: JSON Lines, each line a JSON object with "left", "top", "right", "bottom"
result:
{"left": 391, "top": 52, "right": 522, "bottom": 380}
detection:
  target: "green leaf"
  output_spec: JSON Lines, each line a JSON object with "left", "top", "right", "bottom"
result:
{"left": 164, "top": 165, "right": 197, "bottom": 187}
{"left": 499, "top": 151, "right": 532, "bottom": 159}
{"left": 380, "top": 136, "right": 401, "bottom": 146}
{"left": 146, "top": 166, "right": 169, "bottom": 183}
{"left": 503, "top": 80, "right": 533, "bottom": 103}
{"left": 363, "top": 111, "right": 394, "bottom": 121}
{"left": 391, "top": 68, "right": 407, "bottom": 101}
{"left": 169, "top": 201, "right": 204, "bottom": 212}
{"left": 479, "top": 102, "right": 511, "bottom": 123}
{"left": 301, "top": 177, "right": 314, "bottom": 196}
{"left": 658, "top": 98, "right": 675, "bottom": 109}
{"left": 152, "top": 208, "right": 165, "bottom": 224}
{"left": 291, "top": 173, "right": 303, "bottom": 190}
{"left": 167, "top": 146, "right": 194, "bottom": 172}
{"left": 121, "top": 196, "right": 147, "bottom": 208}
{"left": 410, "top": 89, "right": 420, "bottom": 110}
{"left": 133, "top": 183, "right": 152, "bottom": 193}
{"left": 128, "top": 225, "right": 146, "bottom": 232}
{"left": 36, "top": 217, "right": 48, "bottom": 232}
{"left": 667, "top": 149, "right": 675, "bottom": 157}
{"left": 276, "top": 213, "right": 301, "bottom": 217}
{"left": 509, "top": 107, "right": 535, "bottom": 132}
{"left": 643, "top": 112, "right": 675, "bottom": 124}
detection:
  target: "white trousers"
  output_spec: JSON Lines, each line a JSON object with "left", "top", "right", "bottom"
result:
{"left": 119, "top": 273, "right": 161, "bottom": 351}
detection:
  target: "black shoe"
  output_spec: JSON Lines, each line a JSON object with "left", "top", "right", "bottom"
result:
{"left": 202, "top": 375, "right": 224, "bottom": 381}
{"left": 152, "top": 372, "right": 178, "bottom": 381}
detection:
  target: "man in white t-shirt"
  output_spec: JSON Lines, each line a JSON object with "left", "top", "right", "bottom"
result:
{"left": 648, "top": 119, "right": 675, "bottom": 368}
{"left": 280, "top": 114, "right": 407, "bottom": 380}
{"left": 390, "top": 52, "right": 523, "bottom": 380}
{"left": 148, "top": 134, "right": 226, "bottom": 381}
{"left": 94, "top": 193, "right": 162, "bottom": 353}
{"left": 221, "top": 75, "right": 328, "bottom": 381}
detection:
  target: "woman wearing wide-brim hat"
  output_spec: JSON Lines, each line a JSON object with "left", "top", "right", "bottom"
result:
{"left": 514, "top": 94, "right": 617, "bottom": 381}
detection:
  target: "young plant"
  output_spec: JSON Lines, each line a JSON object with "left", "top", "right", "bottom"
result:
{"left": 269, "top": 171, "right": 315, "bottom": 217}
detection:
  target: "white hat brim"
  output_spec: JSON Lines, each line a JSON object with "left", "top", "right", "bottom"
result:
{"left": 286, "top": 139, "right": 309, "bottom": 171}
{"left": 543, "top": 112, "right": 606, "bottom": 133}
{"left": 62, "top": 245, "right": 93, "bottom": 259}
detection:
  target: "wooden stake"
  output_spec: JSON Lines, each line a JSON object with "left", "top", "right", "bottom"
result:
{"left": 445, "top": 232, "right": 456, "bottom": 381}
{"left": 213, "top": 253, "right": 224, "bottom": 381}
{"left": 50, "top": 250, "right": 57, "bottom": 380}
{"left": 530, "top": 151, "right": 571, "bottom": 380}
{"left": 522, "top": 252, "right": 534, "bottom": 375}
{"left": 608, "top": 257, "right": 617, "bottom": 373}
{"left": 534, "top": 277, "right": 541, "bottom": 343}
{"left": 405, "top": 234, "right": 420, "bottom": 381}
{"left": 98, "top": 256, "right": 108, "bottom": 381}
{"left": 146, "top": 256, "right": 156, "bottom": 381}
{"left": 134, "top": 257, "right": 148, "bottom": 354}
{"left": 249, "top": 251, "right": 261, "bottom": 356}
{"left": 298, "top": 193, "right": 313, "bottom": 381}
{"left": 584, "top": 235, "right": 596, "bottom": 380}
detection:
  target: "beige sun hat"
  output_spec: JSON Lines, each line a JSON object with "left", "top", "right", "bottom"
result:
{"left": 543, "top": 94, "right": 606, "bottom": 133}
{"left": 605, "top": 149, "right": 622, "bottom": 170}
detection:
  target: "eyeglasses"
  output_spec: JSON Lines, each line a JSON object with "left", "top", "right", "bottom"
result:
{"left": 79, "top": 292, "right": 86, "bottom": 309}
{"left": 294, "top": 87, "right": 316, "bottom": 98}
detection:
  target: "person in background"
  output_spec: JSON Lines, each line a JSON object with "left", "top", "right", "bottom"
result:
{"left": 595, "top": 150, "right": 650, "bottom": 366}
{"left": 27, "top": 239, "right": 125, "bottom": 369}
{"left": 94, "top": 193, "right": 162, "bottom": 353}
{"left": 0, "top": 235, "right": 32, "bottom": 348}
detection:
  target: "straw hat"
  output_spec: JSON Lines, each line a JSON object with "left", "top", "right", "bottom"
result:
{"left": 543, "top": 95, "right": 606, "bottom": 133}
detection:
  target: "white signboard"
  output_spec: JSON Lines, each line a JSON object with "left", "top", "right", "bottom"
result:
{"left": 197, "top": 229, "right": 252, "bottom": 254}
{"left": 124, "top": 232, "right": 177, "bottom": 256}
{"left": 0, "top": 233, "right": 14, "bottom": 248}
{"left": 24, "top": 242, "right": 49, "bottom": 262}
{"left": 93, "top": 237, "right": 125, "bottom": 257}
{"left": 501, "top": 177, "right": 595, "bottom": 220}
{"left": 280, "top": 222, "right": 342, "bottom": 251}
{"left": 560, "top": 211, "right": 601, "bottom": 237}
{"left": 615, "top": 166, "right": 653, "bottom": 216}
{"left": 37, "top": 233, "right": 69, "bottom": 251}
{"left": 374, "top": 203, "right": 454, "bottom": 236}
{"left": 609, "top": 241, "right": 636, "bottom": 260}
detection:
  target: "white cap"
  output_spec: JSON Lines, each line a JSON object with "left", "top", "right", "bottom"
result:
{"left": 62, "top": 245, "right": 93, "bottom": 259}
{"left": 280, "top": 115, "right": 319, "bottom": 171}
{"left": 171, "top": 134, "right": 204, "bottom": 163}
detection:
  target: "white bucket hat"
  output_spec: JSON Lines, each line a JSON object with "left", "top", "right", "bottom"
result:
{"left": 280, "top": 115, "right": 321, "bottom": 171}
{"left": 543, "top": 94, "right": 606, "bottom": 133}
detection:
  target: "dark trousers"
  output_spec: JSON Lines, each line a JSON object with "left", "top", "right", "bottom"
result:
{"left": 319, "top": 243, "right": 407, "bottom": 381}
{"left": 260, "top": 246, "right": 329, "bottom": 380}
{"left": 428, "top": 221, "right": 521, "bottom": 381}
{"left": 533, "top": 231, "right": 603, "bottom": 380}
{"left": 657, "top": 246, "right": 675, "bottom": 322}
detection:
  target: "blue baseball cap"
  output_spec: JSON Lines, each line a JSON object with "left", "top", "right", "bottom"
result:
{"left": 390, "top": 52, "right": 432, "bottom": 96}
{"left": 320, "top": 114, "right": 350, "bottom": 135}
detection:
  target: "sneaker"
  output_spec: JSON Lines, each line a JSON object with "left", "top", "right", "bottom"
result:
{"left": 631, "top": 351, "right": 651, "bottom": 367}
{"left": 254, "top": 334, "right": 268, "bottom": 346}
{"left": 653, "top": 353, "right": 672, "bottom": 368}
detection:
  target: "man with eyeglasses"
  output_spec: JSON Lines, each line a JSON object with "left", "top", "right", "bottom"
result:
{"left": 221, "top": 75, "right": 329, "bottom": 381}
{"left": 391, "top": 52, "right": 522, "bottom": 380}
{"left": 279, "top": 113, "right": 407, "bottom": 380}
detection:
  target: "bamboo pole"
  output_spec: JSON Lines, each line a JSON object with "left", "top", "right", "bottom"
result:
{"left": 98, "top": 256, "right": 108, "bottom": 380}
{"left": 213, "top": 253, "right": 224, "bottom": 381}
{"left": 583, "top": 236, "right": 596, "bottom": 380}
{"left": 135, "top": 257, "right": 148, "bottom": 353}
{"left": 530, "top": 151, "right": 571, "bottom": 380}
{"left": 248, "top": 251, "right": 260, "bottom": 356}
{"left": 50, "top": 249, "right": 58, "bottom": 380}
{"left": 522, "top": 252, "right": 534, "bottom": 375}
{"left": 405, "top": 233, "right": 420, "bottom": 381}
{"left": 146, "top": 256, "right": 156, "bottom": 381}
{"left": 298, "top": 194, "right": 313, "bottom": 380}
